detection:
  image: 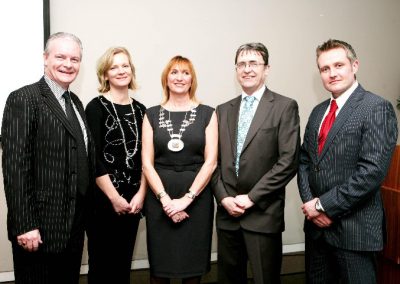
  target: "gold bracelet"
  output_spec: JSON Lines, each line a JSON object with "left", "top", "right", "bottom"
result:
{"left": 156, "top": 190, "right": 167, "bottom": 200}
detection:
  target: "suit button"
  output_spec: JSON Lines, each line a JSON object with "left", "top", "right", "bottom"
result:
{"left": 314, "top": 166, "right": 320, "bottom": 172}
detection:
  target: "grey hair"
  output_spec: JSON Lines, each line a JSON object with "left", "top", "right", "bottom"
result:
{"left": 44, "top": 32, "right": 83, "bottom": 60}
{"left": 235, "top": 42, "right": 269, "bottom": 65}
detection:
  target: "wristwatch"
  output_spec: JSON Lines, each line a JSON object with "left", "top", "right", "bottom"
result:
{"left": 315, "top": 199, "right": 325, "bottom": 213}
{"left": 186, "top": 190, "right": 196, "bottom": 200}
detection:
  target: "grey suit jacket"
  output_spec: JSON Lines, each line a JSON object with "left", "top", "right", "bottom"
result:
{"left": 298, "top": 84, "right": 398, "bottom": 251}
{"left": 1, "top": 77, "right": 96, "bottom": 253}
{"left": 212, "top": 88, "right": 300, "bottom": 234}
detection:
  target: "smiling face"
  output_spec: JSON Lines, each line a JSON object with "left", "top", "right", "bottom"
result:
{"left": 44, "top": 37, "right": 81, "bottom": 89}
{"left": 105, "top": 52, "right": 133, "bottom": 91}
{"left": 167, "top": 64, "right": 192, "bottom": 97}
{"left": 317, "top": 47, "right": 359, "bottom": 98}
{"left": 236, "top": 50, "right": 269, "bottom": 95}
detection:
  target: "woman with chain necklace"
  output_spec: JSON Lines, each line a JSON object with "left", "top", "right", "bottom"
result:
{"left": 85, "top": 47, "right": 146, "bottom": 284}
{"left": 142, "top": 56, "right": 218, "bottom": 284}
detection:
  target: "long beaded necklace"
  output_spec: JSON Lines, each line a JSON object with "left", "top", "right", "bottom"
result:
{"left": 108, "top": 92, "right": 139, "bottom": 169}
{"left": 159, "top": 106, "right": 197, "bottom": 152}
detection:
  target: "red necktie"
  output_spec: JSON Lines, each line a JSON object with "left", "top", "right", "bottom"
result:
{"left": 318, "top": 100, "right": 338, "bottom": 154}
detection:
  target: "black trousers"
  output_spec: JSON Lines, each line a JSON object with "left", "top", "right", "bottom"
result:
{"left": 305, "top": 235, "right": 378, "bottom": 284}
{"left": 87, "top": 209, "right": 141, "bottom": 284}
{"left": 11, "top": 193, "right": 87, "bottom": 284}
{"left": 217, "top": 228, "right": 282, "bottom": 284}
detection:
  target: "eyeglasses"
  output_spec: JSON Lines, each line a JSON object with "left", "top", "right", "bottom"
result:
{"left": 235, "top": 61, "right": 266, "bottom": 71}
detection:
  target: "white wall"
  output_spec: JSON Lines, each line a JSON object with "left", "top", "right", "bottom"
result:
{"left": 1, "top": 0, "right": 400, "bottom": 280}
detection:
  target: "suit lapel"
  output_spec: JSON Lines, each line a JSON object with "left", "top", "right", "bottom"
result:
{"left": 241, "top": 88, "right": 273, "bottom": 153}
{"left": 38, "top": 78, "right": 76, "bottom": 138}
{"left": 227, "top": 96, "right": 241, "bottom": 157}
{"left": 311, "top": 100, "right": 330, "bottom": 161}
{"left": 318, "top": 85, "right": 364, "bottom": 160}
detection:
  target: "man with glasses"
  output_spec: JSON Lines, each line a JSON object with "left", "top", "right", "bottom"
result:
{"left": 212, "top": 42, "right": 300, "bottom": 283}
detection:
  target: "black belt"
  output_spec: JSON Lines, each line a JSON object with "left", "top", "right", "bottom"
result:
{"left": 155, "top": 163, "right": 202, "bottom": 172}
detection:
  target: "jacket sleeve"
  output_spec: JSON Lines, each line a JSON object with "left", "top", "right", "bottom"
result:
{"left": 247, "top": 99, "right": 301, "bottom": 210}
{"left": 211, "top": 105, "right": 230, "bottom": 203}
{"left": 1, "top": 90, "right": 40, "bottom": 238}
{"left": 297, "top": 116, "right": 316, "bottom": 203}
{"left": 320, "top": 99, "right": 398, "bottom": 218}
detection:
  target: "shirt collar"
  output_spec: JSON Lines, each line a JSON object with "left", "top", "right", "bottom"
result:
{"left": 331, "top": 81, "right": 358, "bottom": 111}
{"left": 44, "top": 74, "right": 69, "bottom": 100}
{"left": 241, "top": 85, "right": 266, "bottom": 102}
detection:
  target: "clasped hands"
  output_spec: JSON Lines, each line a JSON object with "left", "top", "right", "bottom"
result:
{"left": 301, "top": 197, "right": 332, "bottom": 228}
{"left": 111, "top": 194, "right": 143, "bottom": 216}
{"left": 162, "top": 196, "right": 193, "bottom": 223}
{"left": 221, "top": 194, "right": 254, "bottom": 217}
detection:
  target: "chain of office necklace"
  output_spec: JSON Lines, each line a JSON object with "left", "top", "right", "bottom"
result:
{"left": 109, "top": 93, "right": 139, "bottom": 169}
{"left": 159, "top": 106, "right": 197, "bottom": 152}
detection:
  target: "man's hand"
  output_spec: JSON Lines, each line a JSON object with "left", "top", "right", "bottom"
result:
{"left": 221, "top": 197, "right": 245, "bottom": 217}
{"left": 235, "top": 194, "right": 254, "bottom": 210}
{"left": 301, "top": 198, "right": 333, "bottom": 228}
{"left": 17, "top": 229, "right": 42, "bottom": 252}
{"left": 301, "top": 198, "right": 320, "bottom": 220}
{"left": 312, "top": 213, "right": 333, "bottom": 228}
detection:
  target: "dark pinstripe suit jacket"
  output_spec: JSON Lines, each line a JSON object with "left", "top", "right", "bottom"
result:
{"left": 298, "top": 84, "right": 398, "bottom": 251}
{"left": 1, "top": 77, "right": 95, "bottom": 253}
{"left": 212, "top": 88, "right": 300, "bottom": 233}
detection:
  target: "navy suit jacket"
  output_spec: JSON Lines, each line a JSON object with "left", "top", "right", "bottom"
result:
{"left": 298, "top": 84, "right": 398, "bottom": 251}
{"left": 212, "top": 88, "right": 300, "bottom": 234}
{"left": 2, "top": 77, "right": 96, "bottom": 253}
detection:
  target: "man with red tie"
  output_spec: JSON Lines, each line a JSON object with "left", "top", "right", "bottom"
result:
{"left": 298, "top": 39, "right": 398, "bottom": 283}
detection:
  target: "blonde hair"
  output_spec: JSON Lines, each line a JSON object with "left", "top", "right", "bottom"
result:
{"left": 161, "top": 55, "right": 199, "bottom": 104}
{"left": 97, "top": 47, "right": 138, "bottom": 93}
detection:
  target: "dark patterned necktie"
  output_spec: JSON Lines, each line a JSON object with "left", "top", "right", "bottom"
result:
{"left": 63, "top": 91, "right": 89, "bottom": 195}
{"left": 318, "top": 99, "right": 338, "bottom": 154}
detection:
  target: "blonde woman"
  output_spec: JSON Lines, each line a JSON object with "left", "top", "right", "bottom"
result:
{"left": 85, "top": 47, "right": 146, "bottom": 284}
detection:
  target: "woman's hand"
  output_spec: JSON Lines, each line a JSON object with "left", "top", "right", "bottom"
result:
{"left": 129, "top": 192, "right": 144, "bottom": 215}
{"left": 171, "top": 211, "right": 189, "bottom": 223}
{"left": 110, "top": 194, "right": 132, "bottom": 215}
{"left": 163, "top": 197, "right": 192, "bottom": 217}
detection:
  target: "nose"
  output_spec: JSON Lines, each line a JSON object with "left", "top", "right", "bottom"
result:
{"left": 176, "top": 73, "right": 183, "bottom": 80}
{"left": 243, "top": 63, "right": 252, "bottom": 72}
{"left": 329, "top": 68, "right": 337, "bottom": 77}
{"left": 117, "top": 67, "right": 125, "bottom": 74}
{"left": 64, "top": 59, "right": 72, "bottom": 68}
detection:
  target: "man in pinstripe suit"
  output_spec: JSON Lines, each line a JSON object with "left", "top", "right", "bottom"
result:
{"left": 2, "top": 32, "right": 95, "bottom": 284}
{"left": 298, "top": 39, "right": 398, "bottom": 283}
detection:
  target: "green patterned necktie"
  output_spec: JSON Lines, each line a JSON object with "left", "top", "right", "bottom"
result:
{"left": 235, "top": 95, "right": 256, "bottom": 176}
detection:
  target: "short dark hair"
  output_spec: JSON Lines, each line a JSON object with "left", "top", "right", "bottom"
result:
{"left": 235, "top": 42, "right": 269, "bottom": 65}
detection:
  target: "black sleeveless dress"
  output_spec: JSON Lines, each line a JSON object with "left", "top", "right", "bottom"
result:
{"left": 145, "top": 104, "right": 214, "bottom": 278}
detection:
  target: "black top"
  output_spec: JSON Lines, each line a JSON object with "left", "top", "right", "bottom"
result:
{"left": 85, "top": 96, "right": 146, "bottom": 202}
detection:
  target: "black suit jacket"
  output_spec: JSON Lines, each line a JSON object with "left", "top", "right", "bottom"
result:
{"left": 298, "top": 85, "right": 398, "bottom": 251}
{"left": 212, "top": 88, "right": 300, "bottom": 233}
{"left": 1, "top": 77, "right": 96, "bottom": 253}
